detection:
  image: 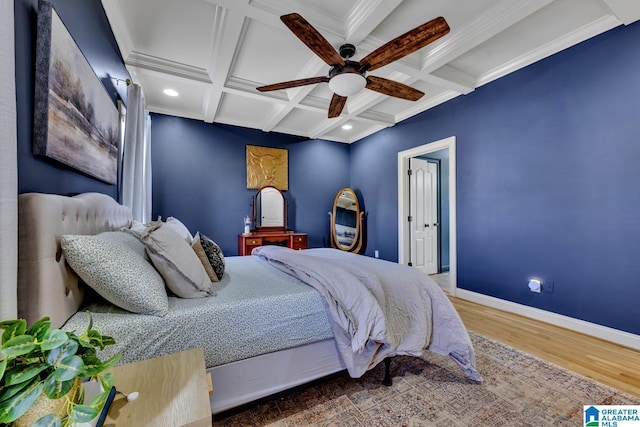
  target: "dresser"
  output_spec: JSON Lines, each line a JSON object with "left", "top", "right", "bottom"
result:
{"left": 238, "top": 231, "right": 307, "bottom": 255}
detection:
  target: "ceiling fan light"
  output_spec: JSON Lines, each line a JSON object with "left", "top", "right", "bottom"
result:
{"left": 329, "top": 73, "right": 366, "bottom": 97}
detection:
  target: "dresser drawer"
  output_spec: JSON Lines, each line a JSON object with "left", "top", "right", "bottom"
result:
{"left": 291, "top": 234, "right": 307, "bottom": 250}
{"left": 246, "top": 237, "right": 262, "bottom": 246}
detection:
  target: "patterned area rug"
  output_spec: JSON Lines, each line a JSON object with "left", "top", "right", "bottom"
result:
{"left": 214, "top": 332, "right": 639, "bottom": 426}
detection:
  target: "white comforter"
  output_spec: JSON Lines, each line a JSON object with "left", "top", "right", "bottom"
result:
{"left": 253, "top": 246, "right": 482, "bottom": 382}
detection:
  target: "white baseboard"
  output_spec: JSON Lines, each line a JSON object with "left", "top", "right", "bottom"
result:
{"left": 456, "top": 289, "right": 640, "bottom": 351}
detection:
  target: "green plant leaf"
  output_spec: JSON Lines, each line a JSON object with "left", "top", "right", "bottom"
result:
{"left": 100, "top": 353, "right": 121, "bottom": 372}
{"left": 86, "top": 311, "right": 94, "bottom": 333}
{"left": 99, "top": 372, "right": 114, "bottom": 391}
{"left": 47, "top": 339, "right": 78, "bottom": 365}
{"left": 2, "top": 363, "right": 48, "bottom": 386}
{"left": 0, "top": 379, "right": 43, "bottom": 423}
{"left": 86, "top": 388, "right": 108, "bottom": 407}
{"left": 0, "top": 358, "right": 6, "bottom": 381}
{"left": 40, "top": 329, "right": 69, "bottom": 351}
{"left": 52, "top": 355, "right": 84, "bottom": 382}
{"left": 42, "top": 375, "right": 75, "bottom": 400}
{"left": 86, "top": 330, "right": 105, "bottom": 350}
{"left": 101, "top": 335, "right": 116, "bottom": 347}
{"left": 25, "top": 317, "right": 51, "bottom": 341}
{"left": 70, "top": 403, "right": 99, "bottom": 423}
{"left": 0, "top": 335, "right": 36, "bottom": 357}
{"left": 33, "top": 413, "right": 62, "bottom": 427}
{"left": 0, "top": 381, "right": 30, "bottom": 404}
{"left": 1, "top": 320, "right": 26, "bottom": 345}
{"left": 80, "top": 356, "right": 103, "bottom": 377}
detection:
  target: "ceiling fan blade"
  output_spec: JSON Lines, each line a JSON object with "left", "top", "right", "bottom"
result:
{"left": 257, "top": 76, "right": 329, "bottom": 92}
{"left": 281, "top": 13, "right": 345, "bottom": 67}
{"left": 366, "top": 76, "right": 424, "bottom": 101}
{"left": 328, "top": 93, "right": 347, "bottom": 118}
{"left": 359, "top": 17, "right": 450, "bottom": 72}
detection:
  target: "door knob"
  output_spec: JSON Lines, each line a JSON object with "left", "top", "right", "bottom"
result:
{"left": 433, "top": 223, "right": 439, "bottom": 227}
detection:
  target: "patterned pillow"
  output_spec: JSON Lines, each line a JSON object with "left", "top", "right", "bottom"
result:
{"left": 61, "top": 231, "right": 169, "bottom": 316}
{"left": 142, "top": 222, "right": 213, "bottom": 298}
{"left": 195, "top": 232, "right": 225, "bottom": 280}
{"left": 191, "top": 233, "right": 219, "bottom": 283}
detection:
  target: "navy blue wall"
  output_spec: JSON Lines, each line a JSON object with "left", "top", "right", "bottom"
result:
{"left": 351, "top": 22, "right": 640, "bottom": 334}
{"left": 15, "top": 0, "right": 128, "bottom": 196}
{"left": 150, "top": 114, "right": 350, "bottom": 256}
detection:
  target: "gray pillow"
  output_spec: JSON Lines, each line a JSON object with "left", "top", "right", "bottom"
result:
{"left": 61, "top": 231, "right": 169, "bottom": 316}
{"left": 142, "top": 222, "right": 213, "bottom": 298}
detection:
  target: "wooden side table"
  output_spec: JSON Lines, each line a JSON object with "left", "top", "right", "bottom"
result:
{"left": 105, "top": 348, "right": 212, "bottom": 427}
{"left": 237, "top": 231, "right": 307, "bottom": 255}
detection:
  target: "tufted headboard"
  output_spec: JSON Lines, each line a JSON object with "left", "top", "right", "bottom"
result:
{"left": 18, "top": 192, "right": 132, "bottom": 328}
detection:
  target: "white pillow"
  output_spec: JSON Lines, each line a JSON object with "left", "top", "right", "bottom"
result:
{"left": 142, "top": 222, "right": 213, "bottom": 298}
{"left": 164, "top": 216, "right": 193, "bottom": 243}
{"left": 61, "top": 231, "right": 169, "bottom": 316}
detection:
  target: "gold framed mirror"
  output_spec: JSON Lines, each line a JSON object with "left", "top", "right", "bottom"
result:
{"left": 253, "top": 185, "right": 286, "bottom": 231}
{"left": 330, "top": 188, "right": 364, "bottom": 252}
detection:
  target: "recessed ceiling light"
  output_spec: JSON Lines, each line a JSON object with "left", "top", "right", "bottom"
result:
{"left": 342, "top": 124, "right": 353, "bottom": 130}
{"left": 163, "top": 88, "right": 179, "bottom": 97}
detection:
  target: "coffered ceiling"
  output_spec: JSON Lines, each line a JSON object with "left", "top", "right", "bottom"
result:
{"left": 101, "top": 0, "right": 639, "bottom": 143}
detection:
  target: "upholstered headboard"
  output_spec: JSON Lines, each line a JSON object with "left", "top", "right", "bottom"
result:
{"left": 18, "top": 192, "right": 132, "bottom": 328}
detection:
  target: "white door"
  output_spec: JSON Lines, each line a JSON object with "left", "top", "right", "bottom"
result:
{"left": 409, "top": 158, "right": 438, "bottom": 275}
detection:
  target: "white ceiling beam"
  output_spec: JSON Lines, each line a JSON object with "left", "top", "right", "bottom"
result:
{"left": 125, "top": 52, "right": 211, "bottom": 83}
{"left": 476, "top": 14, "right": 620, "bottom": 87}
{"left": 601, "top": 0, "right": 640, "bottom": 24}
{"left": 418, "top": 0, "right": 556, "bottom": 72}
{"left": 202, "top": 7, "right": 247, "bottom": 123}
{"left": 345, "top": 0, "right": 403, "bottom": 44}
{"left": 260, "top": 57, "right": 327, "bottom": 131}
{"left": 101, "top": 0, "right": 134, "bottom": 60}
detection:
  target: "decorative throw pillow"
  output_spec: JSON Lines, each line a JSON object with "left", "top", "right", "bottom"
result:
{"left": 196, "top": 232, "right": 225, "bottom": 280}
{"left": 61, "top": 231, "right": 169, "bottom": 316}
{"left": 142, "top": 222, "right": 213, "bottom": 298}
{"left": 164, "top": 216, "right": 193, "bottom": 243}
{"left": 191, "top": 233, "right": 219, "bottom": 283}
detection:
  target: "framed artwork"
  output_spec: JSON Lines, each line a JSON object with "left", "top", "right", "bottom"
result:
{"left": 33, "top": 0, "right": 119, "bottom": 184}
{"left": 246, "top": 145, "right": 288, "bottom": 190}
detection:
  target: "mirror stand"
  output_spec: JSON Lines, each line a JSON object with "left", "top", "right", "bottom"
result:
{"left": 330, "top": 188, "right": 364, "bottom": 253}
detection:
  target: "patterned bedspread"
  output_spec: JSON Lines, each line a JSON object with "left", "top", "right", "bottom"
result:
{"left": 63, "top": 256, "right": 334, "bottom": 368}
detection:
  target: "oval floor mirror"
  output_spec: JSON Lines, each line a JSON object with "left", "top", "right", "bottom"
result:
{"left": 330, "top": 188, "right": 364, "bottom": 253}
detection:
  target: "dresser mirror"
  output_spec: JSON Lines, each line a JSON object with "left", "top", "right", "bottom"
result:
{"left": 330, "top": 188, "right": 364, "bottom": 252}
{"left": 253, "top": 186, "right": 286, "bottom": 231}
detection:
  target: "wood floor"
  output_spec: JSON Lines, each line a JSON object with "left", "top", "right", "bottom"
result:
{"left": 450, "top": 296, "right": 640, "bottom": 397}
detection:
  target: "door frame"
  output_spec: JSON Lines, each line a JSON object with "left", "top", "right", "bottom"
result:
{"left": 397, "top": 136, "right": 457, "bottom": 295}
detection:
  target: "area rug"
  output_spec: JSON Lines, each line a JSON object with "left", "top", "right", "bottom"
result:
{"left": 214, "top": 332, "right": 640, "bottom": 426}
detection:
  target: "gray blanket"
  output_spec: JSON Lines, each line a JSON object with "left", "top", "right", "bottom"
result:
{"left": 253, "top": 247, "right": 482, "bottom": 382}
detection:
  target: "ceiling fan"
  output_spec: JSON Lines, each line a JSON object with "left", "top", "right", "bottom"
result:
{"left": 256, "top": 13, "right": 450, "bottom": 118}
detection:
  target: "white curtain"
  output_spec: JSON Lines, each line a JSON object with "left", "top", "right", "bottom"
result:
{"left": 121, "top": 83, "right": 152, "bottom": 223}
{"left": 0, "top": 1, "right": 18, "bottom": 320}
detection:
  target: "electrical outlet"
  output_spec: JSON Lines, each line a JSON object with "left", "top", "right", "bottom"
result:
{"left": 543, "top": 281, "right": 554, "bottom": 293}
{"left": 374, "top": 250, "right": 379, "bottom": 258}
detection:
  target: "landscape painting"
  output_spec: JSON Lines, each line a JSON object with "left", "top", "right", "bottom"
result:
{"left": 33, "top": 1, "right": 118, "bottom": 184}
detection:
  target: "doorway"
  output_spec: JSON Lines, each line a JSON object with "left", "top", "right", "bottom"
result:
{"left": 398, "top": 136, "right": 456, "bottom": 294}
{"left": 409, "top": 157, "right": 439, "bottom": 275}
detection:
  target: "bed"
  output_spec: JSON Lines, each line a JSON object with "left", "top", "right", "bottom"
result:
{"left": 17, "top": 192, "right": 481, "bottom": 416}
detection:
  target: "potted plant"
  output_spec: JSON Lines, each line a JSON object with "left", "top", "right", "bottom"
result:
{"left": 0, "top": 314, "right": 120, "bottom": 426}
